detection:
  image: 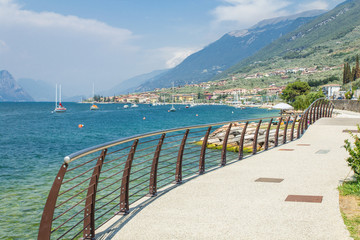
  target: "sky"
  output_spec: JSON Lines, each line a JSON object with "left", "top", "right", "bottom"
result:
{"left": 0, "top": 0, "right": 345, "bottom": 96}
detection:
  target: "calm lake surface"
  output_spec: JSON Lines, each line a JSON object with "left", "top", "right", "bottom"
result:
{"left": 0, "top": 102, "right": 279, "bottom": 239}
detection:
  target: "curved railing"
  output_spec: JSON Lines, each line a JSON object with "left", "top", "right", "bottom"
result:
{"left": 38, "top": 98, "right": 334, "bottom": 239}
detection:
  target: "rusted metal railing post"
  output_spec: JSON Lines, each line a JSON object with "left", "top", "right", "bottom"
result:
{"left": 199, "top": 127, "right": 212, "bottom": 175}
{"left": 274, "top": 117, "right": 282, "bottom": 147}
{"left": 290, "top": 115, "right": 297, "bottom": 141}
{"left": 221, "top": 123, "right": 232, "bottom": 166}
{"left": 252, "top": 120, "right": 262, "bottom": 155}
{"left": 264, "top": 118, "right": 273, "bottom": 150}
{"left": 317, "top": 100, "right": 322, "bottom": 120}
{"left": 83, "top": 149, "right": 107, "bottom": 239}
{"left": 325, "top": 101, "right": 330, "bottom": 117}
{"left": 320, "top": 101, "right": 324, "bottom": 118}
{"left": 305, "top": 106, "right": 313, "bottom": 130}
{"left": 308, "top": 105, "right": 313, "bottom": 126}
{"left": 148, "top": 134, "right": 166, "bottom": 197}
{"left": 313, "top": 101, "right": 318, "bottom": 123}
{"left": 330, "top": 104, "right": 334, "bottom": 117}
{"left": 38, "top": 163, "right": 68, "bottom": 240}
{"left": 328, "top": 102, "right": 333, "bottom": 117}
{"left": 283, "top": 116, "right": 290, "bottom": 144}
{"left": 119, "top": 140, "right": 138, "bottom": 215}
{"left": 175, "top": 130, "right": 189, "bottom": 184}
{"left": 297, "top": 115, "right": 302, "bottom": 139}
{"left": 320, "top": 100, "right": 325, "bottom": 118}
{"left": 238, "top": 121, "right": 249, "bottom": 160}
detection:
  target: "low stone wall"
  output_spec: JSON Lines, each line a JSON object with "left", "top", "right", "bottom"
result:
{"left": 332, "top": 100, "right": 360, "bottom": 113}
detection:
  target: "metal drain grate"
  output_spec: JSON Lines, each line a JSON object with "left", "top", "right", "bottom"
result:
{"left": 285, "top": 195, "right": 323, "bottom": 203}
{"left": 315, "top": 149, "right": 330, "bottom": 154}
{"left": 343, "top": 130, "right": 360, "bottom": 133}
{"left": 255, "top": 178, "right": 284, "bottom": 183}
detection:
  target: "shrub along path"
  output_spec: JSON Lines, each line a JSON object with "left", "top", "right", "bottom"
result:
{"left": 96, "top": 111, "right": 360, "bottom": 240}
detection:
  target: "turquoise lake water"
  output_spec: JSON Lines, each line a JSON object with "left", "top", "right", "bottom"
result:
{"left": 0, "top": 102, "right": 279, "bottom": 239}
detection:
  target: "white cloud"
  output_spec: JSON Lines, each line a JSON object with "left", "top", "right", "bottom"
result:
{"left": 297, "top": 1, "right": 329, "bottom": 12}
{"left": 0, "top": 0, "right": 150, "bottom": 95}
{"left": 163, "top": 48, "right": 199, "bottom": 68}
{"left": 0, "top": 0, "right": 135, "bottom": 45}
{"left": 212, "top": 0, "right": 291, "bottom": 29}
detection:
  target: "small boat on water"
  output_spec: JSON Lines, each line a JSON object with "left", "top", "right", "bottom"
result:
{"left": 54, "top": 84, "right": 66, "bottom": 113}
{"left": 123, "top": 104, "right": 129, "bottom": 109}
{"left": 131, "top": 103, "right": 138, "bottom": 108}
{"left": 169, "top": 82, "right": 176, "bottom": 112}
{"left": 169, "top": 105, "right": 176, "bottom": 112}
{"left": 90, "top": 83, "right": 99, "bottom": 111}
{"left": 90, "top": 104, "right": 99, "bottom": 110}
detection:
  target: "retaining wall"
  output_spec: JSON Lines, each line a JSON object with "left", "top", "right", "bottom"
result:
{"left": 332, "top": 100, "right": 360, "bottom": 113}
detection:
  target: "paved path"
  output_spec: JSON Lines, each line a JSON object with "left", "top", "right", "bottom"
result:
{"left": 97, "top": 111, "right": 360, "bottom": 240}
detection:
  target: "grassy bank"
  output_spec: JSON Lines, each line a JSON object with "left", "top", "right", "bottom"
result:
{"left": 339, "top": 180, "right": 360, "bottom": 240}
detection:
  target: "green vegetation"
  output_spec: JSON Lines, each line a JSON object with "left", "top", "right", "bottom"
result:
{"left": 279, "top": 81, "right": 324, "bottom": 110}
{"left": 281, "top": 81, "right": 311, "bottom": 103}
{"left": 343, "top": 54, "right": 360, "bottom": 84}
{"left": 339, "top": 181, "right": 360, "bottom": 196}
{"left": 308, "top": 76, "right": 339, "bottom": 87}
{"left": 339, "top": 124, "right": 360, "bottom": 240}
{"left": 341, "top": 211, "right": 360, "bottom": 240}
{"left": 344, "top": 125, "right": 360, "bottom": 178}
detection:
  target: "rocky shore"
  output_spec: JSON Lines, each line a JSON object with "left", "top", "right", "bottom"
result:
{"left": 199, "top": 118, "right": 298, "bottom": 153}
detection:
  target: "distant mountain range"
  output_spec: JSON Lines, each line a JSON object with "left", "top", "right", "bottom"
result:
{"left": 103, "top": 69, "right": 169, "bottom": 96}
{"left": 135, "top": 10, "right": 325, "bottom": 92}
{"left": 217, "top": 0, "right": 360, "bottom": 78}
{"left": 17, "top": 78, "right": 54, "bottom": 102}
{"left": 0, "top": 70, "right": 33, "bottom": 102}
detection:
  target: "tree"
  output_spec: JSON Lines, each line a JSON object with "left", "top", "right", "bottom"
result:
{"left": 352, "top": 66, "right": 357, "bottom": 82}
{"left": 307, "top": 89, "right": 325, "bottom": 104}
{"left": 292, "top": 95, "right": 309, "bottom": 110}
{"left": 356, "top": 54, "right": 360, "bottom": 80}
{"left": 347, "top": 62, "right": 352, "bottom": 82}
{"left": 343, "top": 63, "right": 347, "bottom": 84}
{"left": 292, "top": 89, "right": 324, "bottom": 110}
{"left": 281, "top": 81, "right": 310, "bottom": 103}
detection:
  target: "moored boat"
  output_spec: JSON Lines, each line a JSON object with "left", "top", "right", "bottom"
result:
{"left": 54, "top": 84, "right": 66, "bottom": 113}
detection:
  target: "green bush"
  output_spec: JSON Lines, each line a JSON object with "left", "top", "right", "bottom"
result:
{"left": 345, "top": 90, "right": 353, "bottom": 99}
{"left": 344, "top": 125, "right": 360, "bottom": 179}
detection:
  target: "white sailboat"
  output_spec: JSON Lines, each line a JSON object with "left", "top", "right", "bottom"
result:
{"left": 169, "top": 82, "right": 176, "bottom": 112}
{"left": 130, "top": 102, "right": 138, "bottom": 108}
{"left": 90, "top": 83, "right": 99, "bottom": 110}
{"left": 54, "top": 84, "right": 66, "bottom": 113}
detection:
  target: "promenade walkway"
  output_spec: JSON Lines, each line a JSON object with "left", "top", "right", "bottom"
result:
{"left": 96, "top": 110, "right": 360, "bottom": 240}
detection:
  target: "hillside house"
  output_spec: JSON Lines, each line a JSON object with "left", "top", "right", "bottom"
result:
{"left": 321, "top": 84, "right": 341, "bottom": 98}
{"left": 174, "top": 94, "right": 195, "bottom": 102}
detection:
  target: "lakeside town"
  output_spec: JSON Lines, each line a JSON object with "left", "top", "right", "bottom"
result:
{"left": 83, "top": 64, "right": 349, "bottom": 106}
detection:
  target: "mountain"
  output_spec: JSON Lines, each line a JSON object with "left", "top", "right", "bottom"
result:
{"left": 0, "top": 70, "right": 34, "bottom": 102}
{"left": 136, "top": 10, "right": 325, "bottom": 92}
{"left": 103, "top": 69, "right": 169, "bottom": 96}
{"left": 218, "top": 0, "right": 360, "bottom": 78}
{"left": 18, "top": 78, "right": 54, "bottom": 102}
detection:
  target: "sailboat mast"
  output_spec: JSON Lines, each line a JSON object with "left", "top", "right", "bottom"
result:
{"left": 55, "top": 84, "right": 58, "bottom": 108}
{"left": 59, "top": 84, "right": 62, "bottom": 103}
{"left": 92, "top": 83, "right": 95, "bottom": 102}
{"left": 172, "top": 82, "right": 174, "bottom": 107}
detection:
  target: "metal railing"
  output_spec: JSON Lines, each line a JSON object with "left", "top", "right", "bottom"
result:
{"left": 38, "top": 98, "right": 334, "bottom": 239}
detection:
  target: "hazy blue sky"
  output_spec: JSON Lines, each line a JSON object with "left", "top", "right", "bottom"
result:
{"left": 0, "top": 0, "right": 344, "bottom": 96}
